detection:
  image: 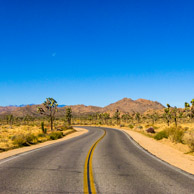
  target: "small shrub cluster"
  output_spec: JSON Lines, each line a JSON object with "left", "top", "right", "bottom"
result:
{"left": 60, "top": 125, "right": 73, "bottom": 130}
{"left": 12, "top": 133, "right": 38, "bottom": 146}
{"left": 154, "top": 130, "right": 168, "bottom": 140}
{"left": 167, "top": 126, "right": 185, "bottom": 143}
{"left": 128, "top": 124, "right": 134, "bottom": 129}
{"left": 49, "top": 131, "right": 64, "bottom": 140}
{"left": 183, "top": 130, "right": 194, "bottom": 152}
{"left": 11, "top": 131, "right": 66, "bottom": 147}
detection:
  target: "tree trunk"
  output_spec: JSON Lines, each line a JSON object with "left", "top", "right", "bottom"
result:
{"left": 175, "top": 118, "right": 177, "bottom": 127}
{"left": 51, "top": 117, "right": 53, "bottom": 131}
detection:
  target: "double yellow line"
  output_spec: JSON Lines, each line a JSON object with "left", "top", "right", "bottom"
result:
{"left": 84, "top": 129, "right": 106, "bottom": 194}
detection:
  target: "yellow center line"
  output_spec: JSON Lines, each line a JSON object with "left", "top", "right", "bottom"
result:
{"left": 84, "top": 129, "right": 106, "bottom": 194}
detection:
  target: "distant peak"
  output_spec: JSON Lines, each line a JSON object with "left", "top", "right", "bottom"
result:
{"left": 119, "top": 97, "right": 133, "bottom": 101}
{"left": 136, "top": 98, "right": 150, "bottom": 102}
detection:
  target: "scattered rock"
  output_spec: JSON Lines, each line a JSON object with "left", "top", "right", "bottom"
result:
{"left": 146, "top": 127, "right": 155, "bottom": 133}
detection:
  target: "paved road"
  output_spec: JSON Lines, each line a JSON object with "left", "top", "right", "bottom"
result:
{"left": 0, "top": 127, "right": 194, "bottom": 193}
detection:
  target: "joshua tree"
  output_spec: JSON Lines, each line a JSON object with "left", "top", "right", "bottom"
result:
{"left": 87, "top": 115, "right": 93, "bottom": 124}
{"left": 171, "top": 106, "right": 178, "bottom": 127}
{"left": 65, "top": 107, "right": 72, "bottom": 126}
{"left": 102, "top": 113, "right": 110, "bottom": 125}
{"left": 184, "top": 99, "right": 194, "bottom": 120}
{"left": 113, "top": 109, "right": 120, "bottom": 125}
{"left": 38, "top": 98, "right": 58, "bottom": 131}
{"left": 163, "top": 104, "right": 171, "bottom": 126}
{"left": 135, "top": 112, "right": 141, "bottom": 123}
{"left": 191, "top": 99, "right": 194, "bottom": 118}
{"left": 121, "top": 113, "right": 131, "bottom": 123}
{"left": 150, "top": 112, "right": 159, "bottom": 125}
{"left": 7, "top": 114, "right": 14, "bottom": 128}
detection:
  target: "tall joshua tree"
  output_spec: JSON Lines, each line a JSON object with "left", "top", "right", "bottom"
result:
{"left": 113, "top": 109, "right": 120, "bottom": 125}
{"left": 184, "top": 99, "right": 194, "bottom": 119}
{"left": 163, "top": 104, "right": 171, "bottom": 126}
{"left": 102, "top": 113, "right": 110, "bottom": 125}
{"left": 38, "top": 98, "right": 58, "bottom": 131}
{"left": 65, "top": 107, "right": 72, "bottom": 126}
{"left": 7, "top": 114, "right": 14, "bottom": 128}
{"left": 135, "top": 112, "right": 141, "bottom": 124}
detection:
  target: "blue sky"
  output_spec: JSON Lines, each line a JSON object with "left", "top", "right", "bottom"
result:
{"left": 0, "top": 0, "right": 193, "bottom": 107}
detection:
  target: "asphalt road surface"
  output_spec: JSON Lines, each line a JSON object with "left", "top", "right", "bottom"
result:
{"left": 0, "top": 127, "right": 194, "bottom": 194}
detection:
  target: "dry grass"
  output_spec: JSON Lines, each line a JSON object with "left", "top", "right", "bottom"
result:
{"left": 0, "top": 120, "right": 74, "bottom": 152}
{"left": 0, "top": 124, "right": 41, "bottom": 151}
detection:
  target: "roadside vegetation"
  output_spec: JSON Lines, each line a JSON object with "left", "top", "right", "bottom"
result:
{"left": 71, "top": 99, "right": 194, "bottom": 153}
{"left": 0, "top": 98, "right": 194, "bottom": 154}
{"left": 0, "top": 98, "right": 74, "bottom": 152}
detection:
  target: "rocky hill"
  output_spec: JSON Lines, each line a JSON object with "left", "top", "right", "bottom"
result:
{"left": 0, "top": 98, "right": 165, "bottom": 117}
{"left": 103, "top": 98, "right": 164, "bottom": 113}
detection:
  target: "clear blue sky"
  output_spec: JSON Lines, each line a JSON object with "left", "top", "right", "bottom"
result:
{"left": 0, "top": 0, "right": 193, "bottom": 107}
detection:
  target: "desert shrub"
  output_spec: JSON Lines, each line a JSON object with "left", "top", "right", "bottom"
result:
{"left": 187, "top": 138, "right": 194, "bottom": 152}
{"left": 137, "top": 126, "right": 143, "bottom": 129}
{"left": 60, "top": 126, "right": 73, "bottom": 130}
{"left": 120, "top": 124, "right": 125, "bottom": 127}
{"left": 38, "top": 133, "right": 46, "bottom": 137}
{"left": 183, "top": 131, "right": 194, "bottom": 151}
{"left": 146, "top": 127, "right": 155, "bottom": 133}
{"left": 12, "top": 133, "right": 38, "bottom": 146}
{"left": 12, "top": 134, "right": 27, "bottom": 146}
{"left": 26, "top": 134, "right": 38, "bottom": 144}
{"left": 167, "top": 126, "right": 185, "bottom": 143}
{"left": 49, "top": 131, "right": 63, "bottom": 140}
{"left": 154, "top": 130, "right": 168, "bottom": 140}
{"left": 128, "top": 124, "right": 134, "bottom": 129}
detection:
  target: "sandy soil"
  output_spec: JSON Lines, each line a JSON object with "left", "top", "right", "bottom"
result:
{"left": 0, "top": 127, "right": 88, "bottom": 160}
{"left": 122, "top": 129, "right": 194, "bottom": 175}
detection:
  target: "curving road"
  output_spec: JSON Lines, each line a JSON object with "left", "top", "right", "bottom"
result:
{"left": 0, "top": 127, "right": 194, "bottom": 193}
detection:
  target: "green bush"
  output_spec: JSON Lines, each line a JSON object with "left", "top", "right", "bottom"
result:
{"left": 187, "top": 138, "right": 194, "bottom": 152}
{"left": 38, "top": 133, "right": 46, "bottom": 137}
{"left": 128, "top": 124, "right": 134, "bottom": 129}
{"left": 49, "top": 131, "right": 63, "bottom": 140}
{"left": 60, "top": 126, "right": 73, "bottom": 130}
{"left": 26, "top": 134, "right": 38, "bottom": 144}
{"left": 12, "top": 134, "right": 27, "bottom": 146}
{"left": 184, "top": 131, "right": 194, "bottom": 152}
{"left": 167, "top": 126, "right": 185, "bottom": 143}
{"left": 137, "top": 126, "right": 143, "bottom": 129}
{"left": 154, "top": 130, "right": 168, "bottom": 140}
{"left": 12, "top": 133, "right": 38, "bottom": 146}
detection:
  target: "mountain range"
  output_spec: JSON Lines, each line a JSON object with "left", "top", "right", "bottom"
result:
{"left": 0, "top": 98, "right": 165, "bottom": 117}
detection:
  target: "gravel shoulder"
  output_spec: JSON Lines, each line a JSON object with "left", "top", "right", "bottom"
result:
{"left": 0, "top": 127, "right": 88, "bottom": 160}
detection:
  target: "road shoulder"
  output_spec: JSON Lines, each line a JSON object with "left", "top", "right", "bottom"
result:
{"left": 0, "top": 127, "right": 88, "bottom": 161}
{"left": 121, "top": 128, "right": 194, "bottom": 175}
